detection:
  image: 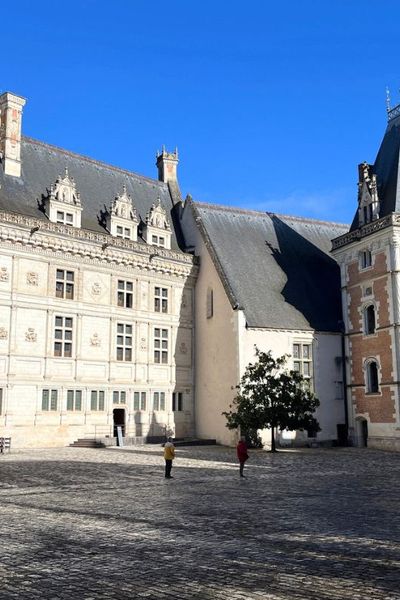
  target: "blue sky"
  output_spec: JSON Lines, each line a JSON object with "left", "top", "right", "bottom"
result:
{"left": 2, "top": 0, "right": 400, "bottom": 224}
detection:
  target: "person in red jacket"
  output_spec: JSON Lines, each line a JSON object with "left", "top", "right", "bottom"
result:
{"left": 236, "top": 436, "right": 249, "bottom": 478}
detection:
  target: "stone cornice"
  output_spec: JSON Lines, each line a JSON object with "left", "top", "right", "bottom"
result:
{"left": 332, "top": 213, "right": 400, "bottom": 251}
{"left": 0, "top": 210, "right": 198, "bottom": 279}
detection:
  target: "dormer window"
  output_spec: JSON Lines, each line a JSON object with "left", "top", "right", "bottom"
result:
{"left": 357, "top": 162, "right": 380, "bottom": 226}
{"left": 105, "top": 185, "right": 139, "bottom": 241}
{"left": 43, "top": 168, "right": 83, "bottom": 228}
{"left": 142, "top": 198, "right": 172, "bottom": 249}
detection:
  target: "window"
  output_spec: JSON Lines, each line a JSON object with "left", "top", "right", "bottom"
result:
{"left": 90, "top": 390, "right": 105, "bottom": 411}
{"left": 153, "top": 392, "right": 166, "bottom": 411}
{"left": 0, "top": 388, "right": 3, "bottom": 415}
{"left": 207, "top": 288, "right": 214, "bottom": 318}
{"left": 113, "top": 391, "right": 126, "bottom": 405}
{"left": 293, "top": 343, "right": 312, "bottom": 381}
{"left": 154, "top": 287, "right": 168, "bottom": 313}
{"left": 42, "top": 389, "right": 58, "bottom": 411}
{"left": 134, "top": 392, "right": 147, "bottom": 411}
{"left": 56, "top": 211, "right": 73, "bottom": 225}
{"left": 361, "top": 250, "right": 372, "bottom": 269}
{"left": 154, "top": 328, "right": 168, "bottom": 364}
{"left": 54, "top": 316, "right": 73, "bottom": 357}
{"left": 172, "top": 392, "right": 183, "bottom": 412}
{"left": 364, "top": 305, "right": 376, "bottom": 335}
{"left": 116, "top": 323, "right": 133, "bottom": 361}
{"left": 152, "top": 234, "right": 165, "bottom": 247}
{"left": 67, "top": 390, "right": 82, "bottom": 411}
{"left": 366, "top": 361, "right": 379, "bottom": 393}
{"left": 116, "top": 226, "right": 131, "bottom": 239}
{"left": 117, "top": 280, "right": 133, "bottom": 308}
{"left": 56, "top": 269, "right": 75, "bottom": 299}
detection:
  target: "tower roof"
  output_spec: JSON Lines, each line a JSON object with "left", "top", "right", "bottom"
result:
{"left": 350, "top": 106, "right": 400, "bottom": 230}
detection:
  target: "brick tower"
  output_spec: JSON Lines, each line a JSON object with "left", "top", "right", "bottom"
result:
{"left": 332, "top": 103, "right": 400, "bottom": 450}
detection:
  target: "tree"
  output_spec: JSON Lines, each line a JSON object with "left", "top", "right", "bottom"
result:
{"left": 223, "top": 347, "right": 320, "bottom": 452}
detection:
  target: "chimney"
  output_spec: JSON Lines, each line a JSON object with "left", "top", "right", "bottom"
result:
{"left": 0, "top": 92, "right": 26, "bottom": 177}
{"left": 156, "top": 146, "right": 179, "bottom": 183}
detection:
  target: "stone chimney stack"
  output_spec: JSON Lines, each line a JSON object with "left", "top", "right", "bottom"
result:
{"left": 156, "top": 146, "right": 179, "bottom": 183}
{"left": 0, "top": 92, "right": 26, "bottom": 177}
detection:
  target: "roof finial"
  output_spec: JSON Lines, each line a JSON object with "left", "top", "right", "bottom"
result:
{"left": 386, "top": 86, "right": 391, "bottom": 113}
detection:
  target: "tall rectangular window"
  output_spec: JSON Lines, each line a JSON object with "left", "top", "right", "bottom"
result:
{"left": 117, "top": 280, "right": 133, "bottom": 308}
{"left": 153, "top": 392, "right": 165, "bottom": 411}
{"left": 154, "top": 328, "right": 168, "bottom": 364}
{"left": 54, "top": 316, "right": 73, "bottom": 357}
{"left": 90, "top": 390, "right": 105, "bottom": 411}
{"left": 360, "top": 250, "right": 372, "bottom": 269}
{"left": 113, "top": 391, "right": 126, "bottom": 404}
{"left": 172, "top": 392, "right": 183, "bottom": 412}
{"left": 133, "top": 392, "right": 147, "bottom": 411}
{"left": 116, "top": 323, "right": 133, "bottom": 361}
{"left": 56, "top": 269, "right": 75, "bottom": 299}
{"left": 293, "top": 343, "right": 312, "bottom": 383}
{"left": 0, "top": 388, "right": 3, "bottom": 415}
{"left": 154, "top": 287, "right": 168, "bottom": 313}
{"left": 42, "top": 389, "right": 58, "bottom": 411}
{"left": 67, "top": 390, "right": 82, "bottom": 411}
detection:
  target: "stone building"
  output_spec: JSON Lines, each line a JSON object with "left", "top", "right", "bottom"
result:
{"left": 180, "top": 201, "right": 348, "bottom": 446}
{"left": 332, "top": 103, "right": 400, "bottom": 451}
{"left": 2, "top": 90, "right": 399, "bottom": 451}
{"left": 0, "top": 92, "right": 197, "bottom": 447}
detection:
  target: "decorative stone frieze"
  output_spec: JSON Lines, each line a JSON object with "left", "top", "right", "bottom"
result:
{"left": 0, "top": 266, "right": 9, "bottom": 281}
{"left": 91, "top": 283, "right": 101, "bottom": 296}
{"left": 26, "top": 271, "right": 38, "bottom": 286}
{"left": 25, "top": 328, "right": 37, "bottom": 342}
{"left": 90, "top": 333, "right": 101, "bottom": 347}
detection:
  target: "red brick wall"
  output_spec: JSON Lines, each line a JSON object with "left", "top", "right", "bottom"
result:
{"left": 346, "top": 249, "right": 396, "bottom": 424}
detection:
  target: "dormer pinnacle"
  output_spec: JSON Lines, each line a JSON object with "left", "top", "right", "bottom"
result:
{"left": 44, "top": 168, "right": 83, "bottom": 227}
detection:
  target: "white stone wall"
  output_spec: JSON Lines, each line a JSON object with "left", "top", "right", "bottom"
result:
{"left": 181, "top": 203, "right": 345, "bottom": 448}
{"left": 0, "top": 221, "right": 196, "bottom": 448}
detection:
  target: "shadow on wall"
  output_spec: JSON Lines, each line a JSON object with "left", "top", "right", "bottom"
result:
{"left": 269, "top": 215, "right": 342, "bottom": 332}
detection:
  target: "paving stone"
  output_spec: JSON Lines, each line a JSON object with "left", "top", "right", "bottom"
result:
{"left": 0, "top": 446, "right": 399, "bottom": 599}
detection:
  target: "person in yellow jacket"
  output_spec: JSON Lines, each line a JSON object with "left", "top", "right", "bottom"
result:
{"left": 164, "top": 437, "right": 175, "bottom": 479}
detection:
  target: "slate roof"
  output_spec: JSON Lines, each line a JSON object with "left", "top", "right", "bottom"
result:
{"left": 350, "top": 110, "right": 400, "bottom": 231}
{"left": 189, "top": 201, "right": 348, "bottom": 331}
{"left": 0, "top": 137, "right": 181, "bottom": 250}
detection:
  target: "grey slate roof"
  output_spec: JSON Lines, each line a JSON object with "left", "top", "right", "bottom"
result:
{"left": 350, "top": 111, "right": 400, "bottom": 230}
{"left": 190, "top": 201, "right": 348, "bottom": 331}
{"left": 0, "top": 137, "right": 181, "bottom": 250}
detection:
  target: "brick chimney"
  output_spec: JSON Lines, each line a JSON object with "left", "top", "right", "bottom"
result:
{"left": 0, "top": 92, "right": 26, "bottom": 177}
{"left": 156, "top": 146, "right": 179, "bottom": 183}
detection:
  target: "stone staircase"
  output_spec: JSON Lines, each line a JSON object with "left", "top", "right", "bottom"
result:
{"left": 69, "top": 438, "right": 104, "bottom": 449}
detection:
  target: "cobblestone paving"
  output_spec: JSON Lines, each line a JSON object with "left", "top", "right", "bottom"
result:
{"left": 0, "top": 445, "right": 399, "bottom": 600}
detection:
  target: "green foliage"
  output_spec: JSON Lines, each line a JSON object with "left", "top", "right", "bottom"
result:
{"left": 223, "top": 347, "right": 320, "bottom": 449}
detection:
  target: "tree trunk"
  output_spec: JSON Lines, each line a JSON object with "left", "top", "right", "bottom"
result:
{"left": 270, "top": 425, "right": 277, "bottom": 452}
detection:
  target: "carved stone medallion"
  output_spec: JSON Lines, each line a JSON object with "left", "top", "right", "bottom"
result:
{"left": 25, "top": 328, "right": 37, "bottom": 342}
{"left": 26, "top": 272, "right": 39, "bottom": 286}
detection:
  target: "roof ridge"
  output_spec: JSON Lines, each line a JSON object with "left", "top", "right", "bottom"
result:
{"left": 22, "top": 136, "right": 168, "bottom": 188}
{"left": 191, "top": 199, "right": 349, "bottom": 228}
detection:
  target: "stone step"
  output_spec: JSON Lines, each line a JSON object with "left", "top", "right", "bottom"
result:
{"left": 69, "top": 438, "right": 104, "bottom": 448}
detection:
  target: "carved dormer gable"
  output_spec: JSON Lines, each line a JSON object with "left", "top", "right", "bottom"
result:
{"left": 142, "top": 198, "right": 172, "bottom": 248}
{"left": 357, "top": 162, "right": 380, "bottom": 226}
{"left": 105, "top": 185, "right": 139, "bottom": 241}
{"left": 43, "top": 168, "right": 83, "bottom": 227}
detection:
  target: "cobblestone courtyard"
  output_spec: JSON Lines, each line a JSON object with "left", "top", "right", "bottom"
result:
{"left": 0, "top": 445, "right": 399, "bottom": 600}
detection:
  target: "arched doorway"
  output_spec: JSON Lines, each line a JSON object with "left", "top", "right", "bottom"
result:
{"left": 113, "top": 408, "right": 125, "bottom": 439}
{"left": 355, "top": 418, "right": 368, "bottom": 447}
